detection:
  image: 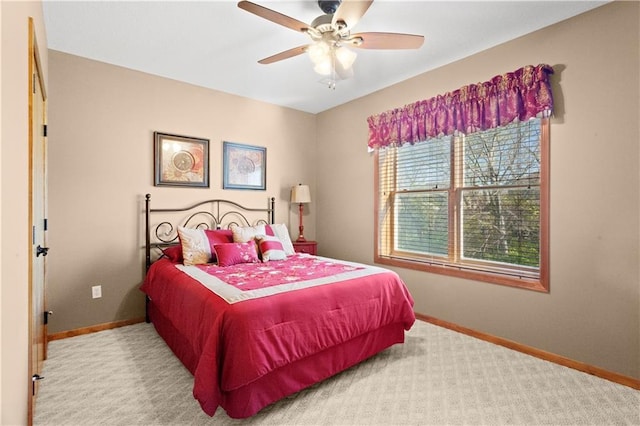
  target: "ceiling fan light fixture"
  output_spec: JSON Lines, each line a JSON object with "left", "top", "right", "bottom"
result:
{"left": 313, "top": 60, "right": 333, "bottom": 76}
{"left": 308, "top": 42, "right": 357, "bottom": 78}
{"left": 308, "top": 41, "right": 331, "bottom": 64}
{"left": 335, "top": 46, "right": 357, "bottom": 69}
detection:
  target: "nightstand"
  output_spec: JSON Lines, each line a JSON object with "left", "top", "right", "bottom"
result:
{"left": 293, "top": 241, "right": 317, "bottom": 255}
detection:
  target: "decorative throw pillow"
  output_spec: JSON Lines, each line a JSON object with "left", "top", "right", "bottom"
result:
{"left": 267, "top": 223, "right": 296, "bottom": 256}
{"left": 178, "top": 227, "right": 234, "bottom": 265}
{"left": 214, "top": 241, "right": 260, "bottom": 267}
{"left": 204, "top": 229, "right": 234, "bottom": 254}
{"left": 255, "top": 234, "right": 287, "bottom": 262}
{"left": 178, "top": 227, "right": 211, "bottom": 265}
{"left": 161, "top": 245, "right": 183, "bottom": 263}
{"left": 231, "top": 224, "right": 266, "bottom": 243}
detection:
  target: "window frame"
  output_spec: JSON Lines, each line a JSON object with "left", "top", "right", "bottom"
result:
{"left": 374, "top": 118, "right": 549, "bottom": 292}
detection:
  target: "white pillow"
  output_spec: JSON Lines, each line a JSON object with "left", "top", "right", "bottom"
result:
{"left": 231, "top": 224, "right": 266, "bottom": 243}
{"left": 269, "top": 223, "right": 295, "bottom": 256}
{"left": 255, "top": 234, "right": 287, "bottom": 262}
{"left": 177, "top": 227, "right": 211, "bottom": 266}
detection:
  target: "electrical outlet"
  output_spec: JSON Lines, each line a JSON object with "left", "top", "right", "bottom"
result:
{"left": 92, "top": 285, "right": 102, "bottom": 299}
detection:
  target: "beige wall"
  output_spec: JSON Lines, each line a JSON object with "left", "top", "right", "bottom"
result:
{"left": 1, "top": 1, "right": 49, "bottom": 424}
{"left": 317, "top": 1, "right": 639, "bottom": 379}
{"left": 46, "top": 51, "right": 317, "bottom": 334}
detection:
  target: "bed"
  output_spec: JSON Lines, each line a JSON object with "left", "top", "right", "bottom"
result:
{"left": 140, "top": 194, "right": 415, "bottom": 418}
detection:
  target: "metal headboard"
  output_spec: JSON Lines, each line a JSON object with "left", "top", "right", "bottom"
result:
{"left": 144, "top": 193, "right": 275, "bottom": 271}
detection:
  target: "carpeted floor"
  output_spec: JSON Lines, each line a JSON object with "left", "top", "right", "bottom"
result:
{"left": 34, "top": 320, "right": 639, "bottom": 425}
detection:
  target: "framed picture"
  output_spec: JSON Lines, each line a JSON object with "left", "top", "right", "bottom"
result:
{"left": 223, "top": 141, "right": 266, "bottom": 190}
{"left": 154, "top": 132, "right": 209, "bottom": 187}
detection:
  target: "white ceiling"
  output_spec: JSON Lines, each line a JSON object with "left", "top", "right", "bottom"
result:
{"left": 43, "top": 0, "right": 607, "bottom": 114}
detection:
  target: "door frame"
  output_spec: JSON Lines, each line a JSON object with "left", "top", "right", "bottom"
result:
{"left": 27, "top": 16, "right": 48, "bottom": 425}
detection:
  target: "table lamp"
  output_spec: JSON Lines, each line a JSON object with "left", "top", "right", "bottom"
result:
{"left": 291, "top": 184, "right": 311, "bottom": 242}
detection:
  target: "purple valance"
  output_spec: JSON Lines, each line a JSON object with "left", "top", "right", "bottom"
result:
{"left": 367, "top": 64, "right": 554, "bottom": 150}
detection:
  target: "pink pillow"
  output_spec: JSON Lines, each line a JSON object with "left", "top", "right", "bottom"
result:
{"left": 256, "top": 234, "right": 287, "bottom": 262}
{"left": 204, "top": 229, "right": 233, "bottom": 255}
{"left": 161, "top": 245, "right": 183, "bottom": 263}
{"left": 214, "top": 241, "right": 260, "bottom": 267}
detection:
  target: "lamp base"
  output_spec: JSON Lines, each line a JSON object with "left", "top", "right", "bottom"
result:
{"left": 297, "top": 203, "right": 306, "bottom": 243}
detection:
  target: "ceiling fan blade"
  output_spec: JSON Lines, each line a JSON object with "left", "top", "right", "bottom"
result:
{"left": 258, "top": 45, "right": 309, "bottom": 64}
{"left": 332, "top": 0, "right": 373, "bottom": 30}
{"left": 349, "top": 32, "right": 425, "bottom": 49}
{"left": 238, "top": 1, "right": 310, "bottom": 33}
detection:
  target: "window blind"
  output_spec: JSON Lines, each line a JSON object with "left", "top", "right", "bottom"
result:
{"left": 376, "top": 118, "right": 544, "bottom": 282}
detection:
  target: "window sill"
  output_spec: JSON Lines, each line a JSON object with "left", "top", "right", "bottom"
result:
{"left": 374, "top": 255, "right": 549, "bottom": 293}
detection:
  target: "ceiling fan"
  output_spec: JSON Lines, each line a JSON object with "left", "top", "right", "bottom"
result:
{"left": 237, "top": 0, "right": 424, "bottom": 88}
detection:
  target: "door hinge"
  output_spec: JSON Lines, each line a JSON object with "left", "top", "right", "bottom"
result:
{"left": 32, "top": 74, "right": 36, "bottom": 94}
{"left": 44, "top": 310, "right": 53, "bottom": 325}
{"left": 43, "top": 124, "right": 47, "bottom": 137}
{"left": 32, "top": 225, "right": 36, "bottom": 245}
{"left": 44, "top": 218, "right": 48, "bottom": 231}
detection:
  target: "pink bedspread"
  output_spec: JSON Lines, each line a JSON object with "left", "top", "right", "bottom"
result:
{"left": 192, "top": 255, "right": 365, "bottom": 292}
{"left": 141, "top": 255, "right": 415, "bottom": 417}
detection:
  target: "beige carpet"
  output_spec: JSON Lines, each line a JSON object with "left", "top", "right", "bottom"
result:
{"left": 34, "top": 320, "right": 639, "bottom": 425}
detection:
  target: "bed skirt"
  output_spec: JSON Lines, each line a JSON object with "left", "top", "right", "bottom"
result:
{"left": 148, "top": 300, "right": 407, "bottom": 418}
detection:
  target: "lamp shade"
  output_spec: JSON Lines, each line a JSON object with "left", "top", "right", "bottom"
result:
{"left": 291, "top": 184, "right": 311, "bottom": 204}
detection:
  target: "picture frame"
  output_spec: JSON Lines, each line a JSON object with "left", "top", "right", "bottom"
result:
{"left": 154, "top": 132, "right": 209, "bottom": 188}
{"left": 222, "top": 141, "right": 266, "bottom": 190}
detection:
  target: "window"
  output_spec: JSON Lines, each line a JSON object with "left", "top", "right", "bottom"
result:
{"left": 375, "top": 118, "right": 549, "bottom": 292}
